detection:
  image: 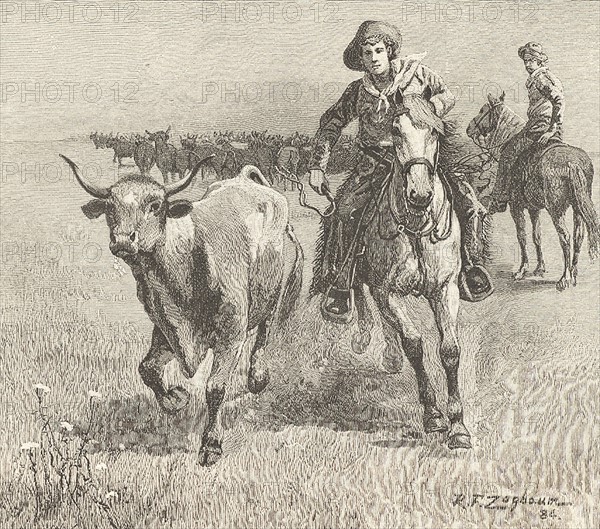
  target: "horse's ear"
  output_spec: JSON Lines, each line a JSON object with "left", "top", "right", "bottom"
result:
{"left": 500, "top": 91, "right": 506, "bottom": 102}
{"left": 392, "top": 89, "right": 404, "bottom": 108}
{"left": 423, "top": 86, "right": 432, "bottom": 101}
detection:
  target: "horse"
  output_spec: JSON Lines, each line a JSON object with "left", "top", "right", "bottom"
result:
{"left": 467, "top": 92, "right": 599, "bottom": 290}
{"left": 313, "top": 90, "right": 484, "bottom": 450}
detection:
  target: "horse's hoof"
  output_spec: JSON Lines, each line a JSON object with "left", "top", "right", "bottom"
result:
{"left": 513, "top": 270, "right": 527, "bottom": 281}
{"left": 532, "top": 267, "right": 546, "bottom": 277}
{"left": 448, "top": 433, "right": 472, "bottom": 450}
{"left": 571, "top": 268, "right": 578, "bottom": 286}
{"left": 424, "top": 414, "right": 448, "bottom": 433}
{"left": 351, "top": 332, "right": 371, "bottom": 355}
{"left": 158, "top": 386, "right": 190, "bottom": 415}
{"left": 556, "top": 278, "right": 569, "bottom": 291}
{"left": 247, "top": 367, "right": 270, "bottom": 395}
{"left": 199, "top": 440, "right": 222, "bottom": 467}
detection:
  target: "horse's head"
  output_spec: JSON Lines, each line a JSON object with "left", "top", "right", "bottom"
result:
{"left": 389, "top": 89, "right": 444, "bottom": 212}
{"left": 466, "top": 92, "right": 505, "bottom": 142}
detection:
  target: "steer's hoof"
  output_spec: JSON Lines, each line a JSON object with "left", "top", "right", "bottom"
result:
{"left": 159, "top": 386, "right": 190, "bottom": 415}
{"left": 248, "top": 367, "right": 270, "bottom": 395}
{"left": 424, "top": 414, "right": 448, "bottom": 434}
{"left": 199, "top": 440, "right": 222, "bottom": 467}
{"left": 448, "top": 433, "right": 472, "bottom": 450}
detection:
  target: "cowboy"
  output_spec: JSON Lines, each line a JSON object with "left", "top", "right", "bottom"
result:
{"left": 488, "top": 42, "right": 564, "bottom": 214}
{"left": 306, "top": 21, "right": 493, "bottom": 320}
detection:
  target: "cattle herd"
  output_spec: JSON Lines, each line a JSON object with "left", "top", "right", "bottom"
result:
{"left": 89, "top": 128, "right": 357, "bottom": 189}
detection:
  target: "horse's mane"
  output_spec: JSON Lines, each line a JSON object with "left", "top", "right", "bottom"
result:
{"left": 402, "top": 94, "right": 449, "bottom": 136}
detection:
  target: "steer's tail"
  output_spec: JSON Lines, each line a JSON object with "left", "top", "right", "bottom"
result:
{"left": 570, "top": 162, "right": 600, "bottom": 261}
{"left": 278, "top": 224, "right": 304, "bottom": 323}
{"left": 239, "top": 165, "right": 270, "bottom": 187}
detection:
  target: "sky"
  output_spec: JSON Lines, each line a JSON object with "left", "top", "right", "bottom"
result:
{"left": 1, "top": 0, "right": 599, "bottom": 152}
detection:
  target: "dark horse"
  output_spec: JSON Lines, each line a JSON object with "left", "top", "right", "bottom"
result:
{"left": 467, "top": 92, "right": 599, "bottom": 290}
{"left": 312, "top": 92, "right": 490, "bottom": 450}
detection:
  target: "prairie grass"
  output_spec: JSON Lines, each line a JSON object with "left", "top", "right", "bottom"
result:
{"left": 1, "top": 145, "right": 598, "bottom": 528}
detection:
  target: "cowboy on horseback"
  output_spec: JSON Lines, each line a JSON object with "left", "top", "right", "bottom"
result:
{"left": 306, "top": 21, "right": 493, "bottom": 322}
{"left": 487, "top": 42, "right": 565, "bottom": 214}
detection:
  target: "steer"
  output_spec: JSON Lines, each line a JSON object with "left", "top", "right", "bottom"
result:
{"left": 61, "top": 154, "right": 304, "bottom": 466}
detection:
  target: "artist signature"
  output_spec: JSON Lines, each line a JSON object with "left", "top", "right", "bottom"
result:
{"left": 452, "top": 492, "right": 573, "bottom": 520}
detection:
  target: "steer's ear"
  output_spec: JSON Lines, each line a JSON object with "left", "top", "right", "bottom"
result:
{"left": 81, "top": 199, "right": 106, "bottom": 219}
{"left": 167, "top": 199, "right": 193, "bottom": 218}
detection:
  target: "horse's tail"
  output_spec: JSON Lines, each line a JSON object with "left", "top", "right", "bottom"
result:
{"left": 570, "top": 162, "right": 600, "bottom": 261}
{"left": 278, "top": 223, "right": 304, "bottom": 323}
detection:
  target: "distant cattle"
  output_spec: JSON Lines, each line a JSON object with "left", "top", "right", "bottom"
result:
{"left": 133, "top": 135, "right": 156, "bottom": 176}
{"left": 146, "top": 126, "right": 179, "bottom": 183}
{"left": 62, "top": 154, "right": 303, "bottom": 466}
{"left": 107, "top": 135, "right": 135, "bottom": 166}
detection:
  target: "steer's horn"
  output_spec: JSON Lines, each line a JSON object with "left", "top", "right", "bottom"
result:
{"left": 164, "top": 154, "right": 216, "bottom": 197}
{"left": 60, "top": 154, "right": 110, "bottom": 199}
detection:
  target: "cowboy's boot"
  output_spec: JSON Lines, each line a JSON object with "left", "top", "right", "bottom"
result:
{"left": 458, "top": 228, "right": 494, "bottom": 303}
{"left": 452, "top": 185, "right": 495, "bottom": 302}
{"left": 321, "top": 214, "right": 362, "bottom": 323}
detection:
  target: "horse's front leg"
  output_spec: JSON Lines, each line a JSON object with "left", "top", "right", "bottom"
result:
{"left": 351, "top": 285, "right": 374, "bottom": 355}
{"left": 371, "top": 288, "right": 446, "bottom": 433}
{"left": 510, "top": 204, "right": 529, "bottom": 279}
{"left": 429, "top": 281, "right": 472, "bottom": 449}
{"left": 529, "top": 209, "right": 546, "bottom": 276}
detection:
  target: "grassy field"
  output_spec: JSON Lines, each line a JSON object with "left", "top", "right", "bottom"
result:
{"left": 0, "top": 141, "right": 598, "bottom": 528}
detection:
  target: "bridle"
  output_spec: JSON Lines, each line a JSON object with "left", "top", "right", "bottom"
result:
{"left": 470, "top": 100, "right": 514, "bottom": 152}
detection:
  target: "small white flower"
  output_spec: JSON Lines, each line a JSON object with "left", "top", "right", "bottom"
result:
{"left": 88, "top": 390, "right": 103, "bottom": 399}
{"left": 34, "top": 384, "right": 50, "bottom": 394}
{"left": 95, "top": 462, "right": 107, "bottom": 471}
{"left": 20, "top": 442, "right": 40, "bottom": 451}
{"left": 105, "top": 490, "right": 118, "bottom": 500}
{"left": 118, "top": 443, "right": 125, "bottom": 451}
{"left": 59, "top": 421, "right": 74, "bottom": 432}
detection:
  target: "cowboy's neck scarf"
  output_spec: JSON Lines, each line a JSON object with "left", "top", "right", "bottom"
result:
{"left": 361, "top": 52, "right": 427, "bottom": 121}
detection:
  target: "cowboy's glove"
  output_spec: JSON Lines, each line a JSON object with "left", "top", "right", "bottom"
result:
{"left": 308, "top": 169, "right": 330, "bottom": 196}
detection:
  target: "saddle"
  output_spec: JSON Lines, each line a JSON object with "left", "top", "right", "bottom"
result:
{"left": 517, "top": 138, "right": 564, "bottom": 173}
{"left": 511, "top": 138, "right": 565, "bottom": 205}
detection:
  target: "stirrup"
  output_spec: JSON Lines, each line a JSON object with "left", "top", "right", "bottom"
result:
{"left": 459, "top": 265, "right": 494, "bottom": 302}
{"left": 320, "top": 286, "right": 355, "bottom": 324}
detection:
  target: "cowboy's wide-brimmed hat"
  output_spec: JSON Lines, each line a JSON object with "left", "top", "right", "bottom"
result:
{"left": 518, "top": 42, "right": 548, "bottom": 63}
{"left": 343, "top": 21, "right": 403, "bottom": 71}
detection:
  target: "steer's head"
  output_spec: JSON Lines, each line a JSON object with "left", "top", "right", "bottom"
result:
{"left": 61, "top": 154, "right": 213, "bottom": 261}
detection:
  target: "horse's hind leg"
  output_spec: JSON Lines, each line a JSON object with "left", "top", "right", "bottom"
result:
{"left": 429, "top": 281, "right": 471, "bottom": 449}
{"left": 572, "top": 209, "right": 584, "bottom": 286}
{"left": 529, "top": 209, "right": 546, "bottom": 276}
{"left": 548, "top": 208, "right": 572, "bottom": 291}
{"left": 351, "top": 285, "right": 374, "bottom": 355}
{"left": 371, "top": 288, "right": 446, "bottom": 433}
{"left": 510, "top": 204, "right": 529, "bottom": 280}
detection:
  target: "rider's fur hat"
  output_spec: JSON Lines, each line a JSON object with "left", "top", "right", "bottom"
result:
{"left": 343, "top": 21, "right": 403, "bottom": 71}
{"left": 518, "top": 42, "right": 548, "bottom": 64}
